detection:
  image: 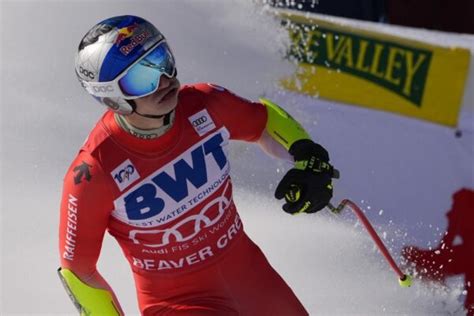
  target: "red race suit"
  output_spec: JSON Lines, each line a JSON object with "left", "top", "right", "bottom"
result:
{"left": 59, "top": 83, "right": 308, "bottom": 315}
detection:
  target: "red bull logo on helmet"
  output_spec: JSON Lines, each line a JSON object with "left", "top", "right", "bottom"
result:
{"left": 115, "top": 23, "right": 139, "bottom": 47}
{"left": 117, "top": 26, "right": 152, "bottom": 56}
{"left": 119, "top": 30, "right": 152, "bottom": 55}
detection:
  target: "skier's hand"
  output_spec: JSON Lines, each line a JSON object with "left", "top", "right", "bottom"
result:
{"left": 275, "top": 139, "right": 336, "bottom": 214}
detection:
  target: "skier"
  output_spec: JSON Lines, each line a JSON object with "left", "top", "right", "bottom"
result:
{"left": 58, "top": 15, "right": 337, "bottom": 315}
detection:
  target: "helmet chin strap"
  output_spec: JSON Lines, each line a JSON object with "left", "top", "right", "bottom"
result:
{"left": 134, "top": 110, "right": 168, "bottom": 119}
{"left": 127, "top": 99, "right": 173, "bottom": 124}
{"left": 133, "top": 110, "right": 173, "bottom": 125}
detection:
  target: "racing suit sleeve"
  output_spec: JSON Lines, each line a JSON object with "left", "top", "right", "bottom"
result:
{"left": 199, "top": 83, "right": 308, "bottom": 161}
{"left": 199, "top": 83, "right": 268, "bottom": 142}
{"left": 58, "top": 151, "right": 123, "bottom": 315}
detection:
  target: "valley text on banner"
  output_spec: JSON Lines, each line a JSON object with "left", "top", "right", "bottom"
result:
{"left": 278, "top": 10, "right": 471, "bottom": 127}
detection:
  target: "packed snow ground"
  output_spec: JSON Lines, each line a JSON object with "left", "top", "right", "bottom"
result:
{"left": 1, "top": 0, "right": 472, "bottom": 314}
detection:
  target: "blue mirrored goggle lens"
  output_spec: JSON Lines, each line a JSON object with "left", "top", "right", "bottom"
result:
{"left": 118, "top": 42, "right": 175, "bottom": 97}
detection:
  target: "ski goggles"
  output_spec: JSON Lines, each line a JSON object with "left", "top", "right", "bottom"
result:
{"left": 82, "top": 40, "right": 176, "bottom": 99}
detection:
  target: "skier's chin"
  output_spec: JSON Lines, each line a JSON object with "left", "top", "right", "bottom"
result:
{"left": 155, "top": 88, "right": 179, "bottom": 112}
{"left": 133, "top": 78, "right": 180, "bottom": 116}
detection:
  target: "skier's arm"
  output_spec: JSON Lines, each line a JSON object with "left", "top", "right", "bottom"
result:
{"left": 259, "top": 98, "right": 337, "bottom": 214}
{"left": 257, "top": 129, "right": 293, "bottom": 162}
{"left": 257, "top": 98, "right": 310, "bottom": 162}
{"left": 198, "top": 83, "right": 303, "bottom": 155}
{"left": 258, "top": 98, "right": 310, "bottom": 151}
{"left": 201, "top": 83, "right": 336, "bottom": 214}
{"left": 58, "top": 152, "right": 123, "bottom": 315}
{"left": 58, "top": 268, "right": 121, "bottom": 315}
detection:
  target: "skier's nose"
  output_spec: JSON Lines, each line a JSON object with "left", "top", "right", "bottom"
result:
{"left": 157, "top": 75, "right": 172, "bottom": 91}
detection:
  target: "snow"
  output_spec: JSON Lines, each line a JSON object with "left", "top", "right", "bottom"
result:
{"left": 1, "top": 0, "right": 472, "bottom": 314}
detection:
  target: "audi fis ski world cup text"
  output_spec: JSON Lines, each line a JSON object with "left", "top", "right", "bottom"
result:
{"left": 131, "top": 213, "right": 243, "bottom": 271}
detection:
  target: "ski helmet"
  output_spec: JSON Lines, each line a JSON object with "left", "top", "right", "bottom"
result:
{"left": 75, "top": 15, "right": 176, "bottom": 114}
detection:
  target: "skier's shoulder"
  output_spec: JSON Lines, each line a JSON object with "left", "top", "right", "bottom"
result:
{"left": 179, "top": 82, "right": 231, "bottom": 101}
{"left": 179, "top": 83, "right": 254, "bottom": 113}
{"left": 79, "top": 111, "right": 115, "bottom": 160}
{"left": 66, "top": 147, "right": 105, "bottom": 181}
{"left": 65, "top": 112, "right": 113, "bottom": 178}
{"left": 61, "top": 147, "right": 111, "bottom": 204}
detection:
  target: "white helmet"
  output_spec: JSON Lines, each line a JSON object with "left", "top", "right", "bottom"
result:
{"left": 75, "top": 15, "right": 176, "bottom": 114}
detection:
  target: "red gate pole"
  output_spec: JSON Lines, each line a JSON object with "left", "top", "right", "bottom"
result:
{"left": 328, "top": 199, "right": 412, "bottom": 287}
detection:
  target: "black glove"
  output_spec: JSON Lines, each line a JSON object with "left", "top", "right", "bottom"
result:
{"left": 275, "top": 139, "right": 336, "bottom": 214}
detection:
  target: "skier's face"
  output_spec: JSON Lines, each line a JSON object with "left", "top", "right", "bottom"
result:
{"left": 134, "top": 75, "right": 180, "bottom": 116}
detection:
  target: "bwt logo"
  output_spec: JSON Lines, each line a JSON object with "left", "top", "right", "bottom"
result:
{"left": 122, "top": 131, "right": 228, "bottom": 222}
{"left": 129, "top": 182, "right": 231, "bottom": 248}
{"left": 114, "top": 164, "right": 135, "bottom": 183}
{"left": 192, "top": 116, "right": 208, "bottom": 127}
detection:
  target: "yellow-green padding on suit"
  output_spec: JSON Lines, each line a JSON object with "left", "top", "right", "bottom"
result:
{"left": 58, "top": 268, "right": 120, "bottom": 316}
{"left": 260, "top": 98, "right": 311, "bottom": 151}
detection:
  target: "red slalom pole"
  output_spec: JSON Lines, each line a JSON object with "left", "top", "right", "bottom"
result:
{"left": 328, "top": 199, "right": 412, "bottom": 287}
